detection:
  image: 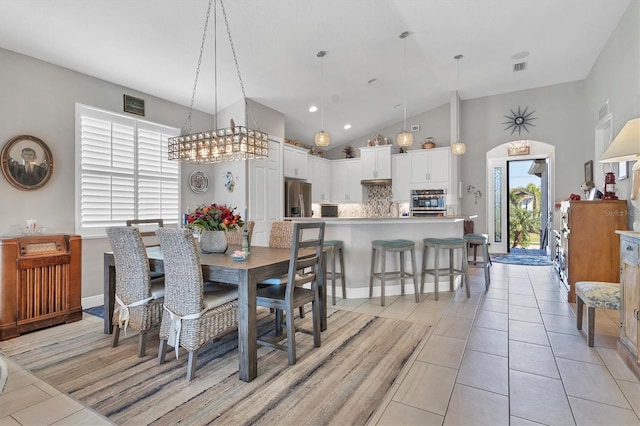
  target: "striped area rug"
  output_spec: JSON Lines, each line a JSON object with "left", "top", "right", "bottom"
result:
{"left": 3, "top": 309, "right": 428, "bottom": 425}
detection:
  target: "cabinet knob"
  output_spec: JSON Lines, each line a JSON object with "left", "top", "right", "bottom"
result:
{"left": 626, "top": 245, "right": 634, "bottom": 251}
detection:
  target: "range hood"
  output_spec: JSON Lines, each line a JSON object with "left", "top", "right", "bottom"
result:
{"left": 360, "top": 178, "right": 392, "bottom": 186}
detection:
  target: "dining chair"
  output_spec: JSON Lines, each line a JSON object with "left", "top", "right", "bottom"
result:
{"left": 256, "top": 221, "right": 325, "bottom": 365}
{"left": 225, "top": 220, "right": 255, "bottom": 246}
{"left": 258, "top": 221, "right": 306, "bottom": 318}
{"left": 126, "top": 218, "right": 165, "bottom": 281}
{"left": 106, "top": 226, "right": 165, "bottom": 357}
{"left": 155, "top": 228, "right": 239, "bottom": 381}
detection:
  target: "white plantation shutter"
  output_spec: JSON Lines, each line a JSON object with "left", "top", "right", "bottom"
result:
{"left": 76, "top": 104, "right": 179, "bottom": 236}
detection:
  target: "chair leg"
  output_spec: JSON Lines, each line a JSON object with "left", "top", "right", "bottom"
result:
{"left": 462, "top": 247, "right": 470, "bottom": 298}
{"left": 399, "top": 250, "right": 406, "bottom": 296}
{"left": 286, "top": 307, "right": 297, "bottom": 365}
{"left": 299, "top": 306, "right": 305, "bottom": 318}
{"left": 369, "top": 246, "right": 376, "bottom": 299}
{"left": 158, "top": 339, "right": 168, "bottom": 365}
{"left": 576, "top": 296, "right": 584, "bottom": 331}
{"left": 449, "top": 248, "right": 454, "bottom": 292}
{"left": 411, "top": 247, "right": 419, "bottom": 303}
{"left": 111, "top": 324, "right": 121, "bottom": 348}
{"left": 330, "top": 247, "right": 337, "bottom": 305}
{"left": 434, "top": 248, "right": 440, "bottom": 301}
{"left": 138, "top": 331, "right": 147, "bottom": 357}
{"left": 380, "top": 249, "right": 386, "bottom": 307}
{"left": 483, "top": 243, "right": 491, "bottom": 287}
{"left": 420, "top": 245, "right": 427, "bottom": 294}
{"left": 187, "top": 351, "right": 198, "bottom": 381}
{"left": 587, "top": 306, "right": 595, "bottom": 347}
{"left": 312, "top": 299, "right": 321, "bottom": 348}
{"left": 275, "top": 309, "right": 283, "bottom": 336}
{"left": 339, "top": 247, "right": 346, "bottom": 300}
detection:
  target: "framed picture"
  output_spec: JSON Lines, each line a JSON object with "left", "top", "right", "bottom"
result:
{"left": 584, "top": 160, "right": 593, "bottom": 183}
{"left": 1, "top": 135, "right": 54, "bottom": 190}
{"left": 619, "top": 161, "right": 629, "bottom": 180}
{"left": 123, "top": 94, "right": 145, "bottom": 116}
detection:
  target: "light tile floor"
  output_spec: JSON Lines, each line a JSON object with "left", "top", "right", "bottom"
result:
{"left": 1, "top": 262, "right": 639, "bottom": 425}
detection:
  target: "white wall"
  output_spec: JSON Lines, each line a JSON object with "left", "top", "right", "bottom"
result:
{"left": 0, "top": 48, "right": 213, "bottom": 299}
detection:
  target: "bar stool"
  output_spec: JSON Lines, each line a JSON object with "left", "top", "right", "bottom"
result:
{"left": 324, "top": 240, "right": 346, "bottom": 304}
{"left": 421, "top": 238, "right": 469, "bottom": 300}
{"left": 369, "top": 239, "right": 419, "bottom": 306}
{"left": 463, "top": 233, "right": 491, "bottom": 288}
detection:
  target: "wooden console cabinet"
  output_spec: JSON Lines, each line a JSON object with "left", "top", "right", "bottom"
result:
{"left": 617, "top": 231, "right": 640, "bottom": 379}
{"left": 0, "top": 234, "right": 82, "bottom": 340}
{"left": 559, "top": 200, "right": 627, "bottom": 302}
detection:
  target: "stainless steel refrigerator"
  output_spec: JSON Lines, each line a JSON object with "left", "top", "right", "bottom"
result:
{"left": 284, "top": 180, "right": 312, "bottom": 217}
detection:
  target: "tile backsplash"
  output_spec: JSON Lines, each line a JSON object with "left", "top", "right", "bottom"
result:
{"left": 312, "top": 185, "right": 410, "bottom": 218}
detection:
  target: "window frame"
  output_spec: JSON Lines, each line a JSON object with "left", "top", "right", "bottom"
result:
{"left": 75, "top": 103, "right": 180, "bottom": 237}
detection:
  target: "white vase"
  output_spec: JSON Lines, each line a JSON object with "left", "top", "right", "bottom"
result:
{"left": 199, "top": 230, "right": 228, "bottom": 254}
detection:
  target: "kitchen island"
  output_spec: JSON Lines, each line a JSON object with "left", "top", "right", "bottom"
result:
{"left": 292, "top": 216, "right": 467, "bottom": 300}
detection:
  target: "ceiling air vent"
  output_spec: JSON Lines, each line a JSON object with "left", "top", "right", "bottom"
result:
{"left": 513, "top": 62, "right": 527, "bottom": 72}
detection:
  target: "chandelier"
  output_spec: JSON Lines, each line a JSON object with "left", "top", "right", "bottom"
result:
{"left": 314, "top": 50, "right": 330, "bottom": 147}
{"left": 168, "top": 0, "right": 268, "bottom": 163}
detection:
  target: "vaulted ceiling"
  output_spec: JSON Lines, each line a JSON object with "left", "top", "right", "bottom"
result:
{"left": 0, "top": 0, "right": 631, "bottom": 149}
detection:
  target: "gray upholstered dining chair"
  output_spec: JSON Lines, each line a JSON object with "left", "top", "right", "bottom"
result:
{"left": 155, "top": 228, "right": 239, "bottom": 381}
{"left": 256, "top": 221, "right": 325, "bottom": 365}
{"left": 106, "top": 226, "right": 165, "bottom": 357}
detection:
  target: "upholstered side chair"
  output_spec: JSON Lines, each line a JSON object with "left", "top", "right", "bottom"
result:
{"left": 155, "top": 228, "right": 239, "bottom": 381}
{"left": 106, "top": 226, "right": 165, "bottom": 357}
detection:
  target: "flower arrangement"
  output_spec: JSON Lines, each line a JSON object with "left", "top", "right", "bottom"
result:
{"left": 186, "top": 203, "right": 244, "bottom": 231}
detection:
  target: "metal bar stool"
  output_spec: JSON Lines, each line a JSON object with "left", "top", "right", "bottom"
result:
{"left": 421, "top": 237, "right": 469, "bottom": 300}
{"left": 324, "top": 240, "right": 346, "bottom": 304}
{"left": 463, "top": 233, "right": 491, "bottom": 288}
{"left": 369, "top": 239, "right": 419, "bottom": 306}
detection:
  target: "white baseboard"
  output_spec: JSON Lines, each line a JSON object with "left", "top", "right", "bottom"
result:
{"left": 82, "top": 294, "right": 103, "bottom": 308}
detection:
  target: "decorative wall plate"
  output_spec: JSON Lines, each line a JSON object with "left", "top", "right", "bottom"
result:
{"left": 189, "top": 170, "right": 209, "bottom": 193}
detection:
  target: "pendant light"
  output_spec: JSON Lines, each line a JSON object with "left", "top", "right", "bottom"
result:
{"left": 314, "top": 50, "right": 330, "bottom": 147}
{"left": 397, "top": 31, "right": 413, "bottom": 147}
{"left": 451, "top": 54, "right": 466, "bottom": 155}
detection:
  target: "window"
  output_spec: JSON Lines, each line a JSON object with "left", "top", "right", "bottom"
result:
{"left": 76, "top": 104, "right": 179, "bottom": 236}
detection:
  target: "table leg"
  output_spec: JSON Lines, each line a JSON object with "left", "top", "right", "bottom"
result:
{"left": 103, "top": 254, "right": 115, "bottom": 334}
{"left": 238, "top": 269, "right": 257, "bottom": 382}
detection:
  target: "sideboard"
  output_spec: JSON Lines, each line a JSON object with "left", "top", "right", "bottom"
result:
{"left": 0, "top": 234, "right": 82, "bottom": 340}
{"left": 617, "top": 231, "right": 640, "bottom": 379}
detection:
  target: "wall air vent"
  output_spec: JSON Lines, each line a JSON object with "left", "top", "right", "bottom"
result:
{"left": 513, "top": 62, "right": 527, "bottom": 72}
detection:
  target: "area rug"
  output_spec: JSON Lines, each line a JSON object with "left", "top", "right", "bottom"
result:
{"left": 2, "top": 308, "right": 428, "bottom": 425}
{"left": 83, "top": 305, "right": 104, "bottom": 318}
{"left": 492, "top": 253, "right": 553, "bottom": 266}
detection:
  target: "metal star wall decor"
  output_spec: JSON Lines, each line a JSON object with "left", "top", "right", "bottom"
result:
{"left": 503, "top": 105, "right": 537, "bottom": 135}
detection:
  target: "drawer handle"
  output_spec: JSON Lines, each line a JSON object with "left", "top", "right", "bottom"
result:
{"left": 626, "top": 245, "right": 634, "bottom": 251}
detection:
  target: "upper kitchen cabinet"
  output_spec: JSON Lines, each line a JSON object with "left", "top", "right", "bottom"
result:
{"left": 360, "top": 145, "right": 391, "bottom": 180}
{"left": 332, "top": 158, "right": 362, "bottom": 203}
{"left": 283, "top": 144, "right": 308, "bottom": 179}
{"left": 392, "top": 154, "right": 411, "bottom": 202}
{"left": 308, "top": 155, "right": 332, "bottom": 203}
{"left": 410, "top": 147, "right": 451, "bottom": 190}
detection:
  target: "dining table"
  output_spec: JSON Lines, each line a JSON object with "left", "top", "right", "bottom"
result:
{"left": 103, "top": 244, "right": 327, "bottom": 382}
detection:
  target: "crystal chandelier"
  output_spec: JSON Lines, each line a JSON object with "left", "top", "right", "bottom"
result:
{"left": 314, "top": 50, "right": 330, "bottom": 147}
{"left": 397, "top": 31, "right": 413, "bottom": 148}
{"left": 451, "top": 54, "right": 466, "bottom": 155}
{"left": 168, "top": 0, "right": 268, "bottom": 163}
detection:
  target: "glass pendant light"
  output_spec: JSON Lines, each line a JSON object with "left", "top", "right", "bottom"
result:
{"left": 397, "top": 31, "right": 413, "bottom": 147}
{"left": 451, "top": 54, "right": 466, "bottom": 155}
{"left": 314, "top": 50, "right": 330, "bottom": 147}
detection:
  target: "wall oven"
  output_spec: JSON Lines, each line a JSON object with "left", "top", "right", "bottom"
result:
{"left": 410, "top": 189, "right": 447, "bottom": 216}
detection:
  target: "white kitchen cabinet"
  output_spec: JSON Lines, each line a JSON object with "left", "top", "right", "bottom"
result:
{"left": 409, "top": 147, "right": 450, "bottom": 189}
{"left": 360, "top": 145, "right": 391, "bottom": 180}
{"left": 332, "top": 158, "right": 362, "bottom": 203}
{"left": 308, "top": 155, "right": 332, "bottom": 202}
{"left": 392, "top": 154, "right": 411, "bottom": 202}
{"left": 283, "top": 144, "right": 308, "bottom": 179}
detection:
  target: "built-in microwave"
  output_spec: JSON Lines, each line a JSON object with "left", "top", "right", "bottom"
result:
{"left": 410, "top": 189, "right": 447, "bottom": 216}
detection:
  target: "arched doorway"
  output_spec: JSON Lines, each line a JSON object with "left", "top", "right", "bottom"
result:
{"left": 486, "top": 140, "right": 555, "bottom": 255}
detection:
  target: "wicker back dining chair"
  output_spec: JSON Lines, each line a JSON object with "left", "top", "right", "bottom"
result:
{"left": 126, "top": 218, "right": 165, "bottom": 281}
{"left": 106, "top": 226, "right": 165, "bottom": 357}
{"left": 155, "top": 228, "right": 239, "bottom": 381}
{"left": 225, "top": 220, "right": 255, "bottom": 246}
{"left": 256, "top": 221, "right": 325, "bottom": 365}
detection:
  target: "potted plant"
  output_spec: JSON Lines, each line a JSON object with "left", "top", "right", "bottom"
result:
{"left": 342, "top": 145, "right": 355, "bottom": 158}
{"left": 186, "top": 203, "right": 244, "bottom": 253}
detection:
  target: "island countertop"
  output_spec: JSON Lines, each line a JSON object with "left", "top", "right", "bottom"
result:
{"left": 288, "top": 215, "right": 476, "bottom": 225}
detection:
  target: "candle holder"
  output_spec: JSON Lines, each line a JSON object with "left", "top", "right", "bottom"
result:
{"left": 241, "top": 226, "right": 250, "bottom": 254}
